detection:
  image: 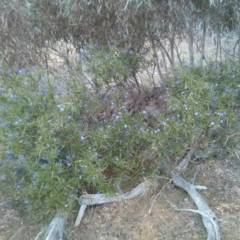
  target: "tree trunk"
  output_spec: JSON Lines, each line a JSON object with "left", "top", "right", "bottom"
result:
{"left": 188, "top": 19, "right": 194, "bottom": 66}
{"left": 200, "top": 18, "right": 206, "bottom": 67}
{"left": 238, "top": 24, "right": 240, "bottom": 61}
{"left": 169, "top": 33, "right": 175, "bottom": 67}
{"left": 150, "top": 37, "right": 164, "bottom": 85}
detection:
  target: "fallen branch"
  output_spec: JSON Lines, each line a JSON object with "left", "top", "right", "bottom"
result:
{"left": 171, "top": 170, "right": 221, "bottom": 240}
{"left": 35, "top": 212, "right": 66, "bottom": 240}
{"left": 74, "top": 181, "right": 150, "bottom": 227}
{"left": 175, "top": 141, "right": 199, "bottom": 172}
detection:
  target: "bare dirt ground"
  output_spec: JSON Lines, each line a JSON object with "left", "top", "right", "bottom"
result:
{"left": 1, "top": 157, "right": 240, "bottom": 240}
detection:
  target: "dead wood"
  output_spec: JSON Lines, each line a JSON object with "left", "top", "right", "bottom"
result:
{"left": 171, "top": 170, "right": 221, "bottom": 240}
{"left": 175, "top": 140, "right": 200, "bottom": 172}
{"left": 35, "top": 212, "right": 66, "bottom": 240}
{"left": 74, "top": 181, "right": 150, "bottom": 227}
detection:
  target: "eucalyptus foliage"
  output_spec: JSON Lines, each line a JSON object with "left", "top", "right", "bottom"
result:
{"left": 1, "top": 0, "right": 240, "bottom": 67}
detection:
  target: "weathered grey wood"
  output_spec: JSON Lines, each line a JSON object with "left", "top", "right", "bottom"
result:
{"left": 74, "top": 181, "right": 150, "bottom": 227}
{"left": 79, "top": 182, "right": 150, "bottom": 205}
{"left": 171, "top": 170, "right": 221, "bottom": 240}
{"left": 175, "top": 141, "right": 199, "bottom": 172}
{"left": 34, "top": 230, "right": 45, "bottom": 240}
{"left": 34, "top": 212, "right": 66, "bottom": 240}
{"left": 74, "top": 204, "right": 87, "bottom": 227}
{"left": 45, "top": 212, "right": 66, "bottom": 240}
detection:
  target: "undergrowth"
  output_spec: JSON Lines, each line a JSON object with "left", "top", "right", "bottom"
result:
{"left": 0, "top": 60, "right": 240, "bottom": 222}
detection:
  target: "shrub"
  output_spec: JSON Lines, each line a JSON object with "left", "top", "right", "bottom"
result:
{"left": 77, "top": 44, "right": 143, "bottom": 90}
{"left": 0, "top": 60, "right": 240, "bottom": 222}
{"left": 0, "top": 67, "right": 160, "bottom": 221}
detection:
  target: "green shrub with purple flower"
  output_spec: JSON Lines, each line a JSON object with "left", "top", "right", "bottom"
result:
{"left": 79, "top": 44, "right": 144, "bottom": 90}
{"left": 0, "top": 59, "right": 240, "bottom": 222}
{"left": 165, "top": 61, "right": 240, "bottom": 159}
{"left": 0, "top": 66, "right": 160, "bottom": 221}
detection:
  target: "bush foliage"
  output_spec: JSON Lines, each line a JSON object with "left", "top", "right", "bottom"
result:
{"left": 0, "top": 60, "right": 240, "bottom": 221}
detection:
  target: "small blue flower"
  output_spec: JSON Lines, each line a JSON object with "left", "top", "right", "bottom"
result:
{"left": 80, "top": 135, "right": 85, "bottom": 141}
{"left": 19, "top": 155, "right": 25, "bottom": 161}
{"left": 95, "top": 40, "right": 99, "bottom": 49}
{"left": 11, "top": 92, "right": 17, "bottom": 99}
{"left": 23, "top": 199, "right": 29, "bottom": 205}
{"left": 116, "top": 184, "right": 121, "bottom": 191}
{"left": 1, "top": 174, "right": 7, "bottom": 180}
{"left": 17, "top": 68, "right": 26, "bottom": 74}
{"left": 69, "top": 194, "right": 74, "bottom": 199}
{"left": 40, "top": 77, "right": 46, "bottom": 83}
{"left": 154, "top": 129, "right": 160, "bottom": 133}
{"left": 41, "top": 89, "right": 47, "bottom": 96}
{"left": 7, "top": 203, "right": 13, "bottom": 209}
{"left": 205, "top": 111, "right": 211, "bottom": 116}
{"left": 6, "top": 152, "right": 12, "bottom": 160}
{"left": 32, "top": 171, "right": 38, "bottom": 178}
{"left": 66, "top": 161, "right": 71, "bottom": 167}
{"left": 14, "top": 183, "right": 21, "bottom": 189}
{"left": 57, "top": 104, "right": 64, "bottom": 111}
{"left": 212, "top": 95, "right": 217, "bottom": 102}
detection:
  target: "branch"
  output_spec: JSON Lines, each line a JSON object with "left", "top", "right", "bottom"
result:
{"left": 171, "top": 170, "right": 221, "bottom": 240}
{"left": 175, "top": 141, "right": 199, "bottom": 172}
{"left": 34, "top": 212, "right": 66, "bottom": 240}
{"left": 74, "top": 181, "right": 150, "bottom": 227}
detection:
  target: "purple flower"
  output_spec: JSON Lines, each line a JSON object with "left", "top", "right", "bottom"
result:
{"left": 116, "top": 184, "right": 121, "bottom": 191}
{"left": 41, "top": 89, "right": 47, "bottom": 96}
{"left": 80, "top": 135, "right": 85, "bottom": 141}
{"left": 154, "top": 128, "right": 160, "bottom": 133}
{"left": 17, "top": 68, "right": 26, "bottom": 74}
{"left": 7, "top": 203, "right": 13, "bottom": 209}
{"left": 19, "top": 155, "right": 25, "bottom": 161}
{"left": 14, "top": 183, "right": 21, "bottom": 189}
{"left": 32, "top": 172, "right": 38, "bottom": 178}
{"left": 212, "top": 95, "right": 217, "bottom": 102}
{"left": 11, "top": 92, "right": 17, "bottom": 99}
{"left": 1, "top": 174, "right": 7, "bottom": 180}
{"left": 6, "top": 152, "right": 12, "bottom": 160}
{"left": 40, "top": 77, "right": 46, "bottom": 83}
{"left": 205, "top": 111, "right": 211, "bottom": 116}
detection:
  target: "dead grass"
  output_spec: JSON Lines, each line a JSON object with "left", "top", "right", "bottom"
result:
{"left": 1, "top": 158, "right": 240, "bottom": 239}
